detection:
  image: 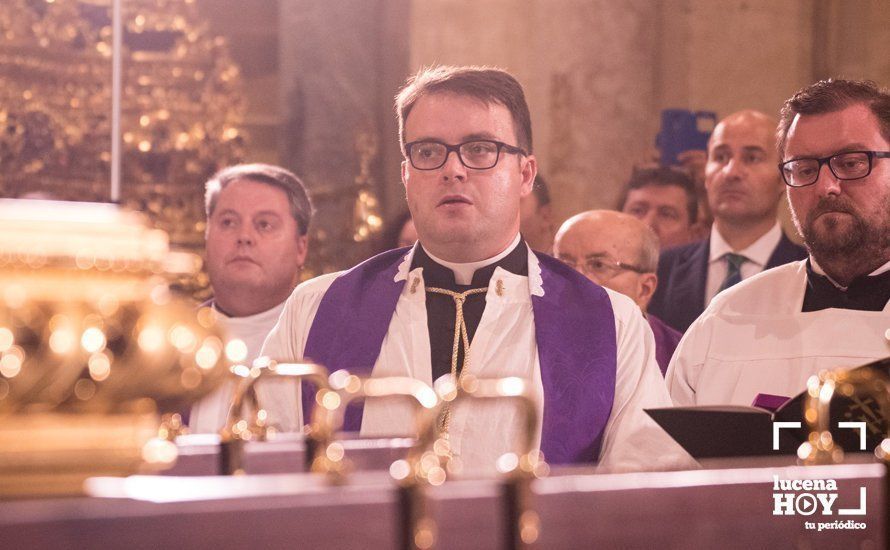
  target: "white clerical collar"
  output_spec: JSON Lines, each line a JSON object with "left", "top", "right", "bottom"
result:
{"left": 421, "top": 233, "right": 522, "bottom": 285}
{"left": 708, "top": 220, "right": 781, "bottom": 267}
{"left": 810, "top": 257, "right": 890, "bottom": 290}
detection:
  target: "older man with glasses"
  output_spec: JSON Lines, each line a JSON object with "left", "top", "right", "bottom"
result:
{"left": 667, "top": 78, "right": 890, "bottom": 410}
{"left": 261, "top": 65, "right": 693, "bottom": 474}
{"left": 554, "top": 210, "right": 682, "bottom": 376}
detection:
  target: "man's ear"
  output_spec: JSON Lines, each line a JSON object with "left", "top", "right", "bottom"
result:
{"left": 401, "top": 160, "right": 409, "bottom": 189}
{"left": 520, "top": 155, "right": 538, "bottom": 198}
{"left": 295, "top": 234, "right": 309, "bottom": 267}
{"left": 637, "top": 273, "right": 658, "bottom": 312}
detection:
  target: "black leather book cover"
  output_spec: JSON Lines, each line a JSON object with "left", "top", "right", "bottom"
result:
{"left": 646, "top": 357, "right": 890, "bottom": 459}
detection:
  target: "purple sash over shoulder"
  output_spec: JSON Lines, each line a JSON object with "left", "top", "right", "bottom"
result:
{"left": 531, "top": 253, "right": 616, "bottom": 463}
{"left": 302, "top": 247, "right": 617, "bottom": 465}
{"left": 302, "top": 248, "right": 409, "bottom": 432}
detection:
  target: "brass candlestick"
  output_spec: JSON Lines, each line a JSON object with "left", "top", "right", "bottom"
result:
{"left": 218, "top": 359, "right": 330, "bottom": 475}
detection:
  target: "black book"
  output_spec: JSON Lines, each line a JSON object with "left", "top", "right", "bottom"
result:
{"left": 646, "top": 357, "right": 890, "bottom": 459}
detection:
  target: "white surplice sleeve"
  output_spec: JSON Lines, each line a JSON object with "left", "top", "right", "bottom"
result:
{"left": 664, "top": 312, "right": 713, "bottom": 407}
{"left": 595, "top": 289, "right": 698, "bottom": 472}
{"left": 258, "top": 272, "right": 341, "bottom": 428}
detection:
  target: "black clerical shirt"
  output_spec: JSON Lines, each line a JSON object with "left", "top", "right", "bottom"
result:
{"left": 802, "top": 260, "right": 890, "bottom": 312}
{"left": 411, "top": 241, "right": 529, "bottom": 382}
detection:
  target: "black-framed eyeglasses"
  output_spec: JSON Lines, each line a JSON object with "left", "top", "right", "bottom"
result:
{"left": 778, "top": 150, "right": 890, "bottom": 187}
{"left": 559, "top": 255, "right": 648, "bottom": 283}
{"left": 404, "top": 139, "right": 528, "bottom": 170}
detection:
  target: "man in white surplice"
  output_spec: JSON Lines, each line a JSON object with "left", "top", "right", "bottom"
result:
{"left": 262, "top": 66, "right": 693, "bottom": 474}
{"left": 668, "top": 79, "right": 890, "bottom": 407}
{"left": 187, "top": 164, "right": 312, "bottom": 434}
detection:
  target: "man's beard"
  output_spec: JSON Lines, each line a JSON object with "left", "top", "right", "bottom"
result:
{"left": 794, "top": 195, "right": 889, "bottom": 265}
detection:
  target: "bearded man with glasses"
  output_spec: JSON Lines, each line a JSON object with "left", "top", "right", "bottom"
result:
{"left": 668, "top": 79, "right": 890, "bottom": 409}
{"left": 261, "top": 65, "right": 692, "bottom": 473}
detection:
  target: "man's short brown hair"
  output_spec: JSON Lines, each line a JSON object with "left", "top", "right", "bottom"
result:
{"left": 617, "top": 166, "right": 698, "bottom": 223}
{"left": 778, "top": 78, "right": 890, "bottom": 157}
{"left": 205, "top": 163, "right": 313, "bottom": 236}
{"left": 395, "top": 65, "right": 533, "bottom": 154}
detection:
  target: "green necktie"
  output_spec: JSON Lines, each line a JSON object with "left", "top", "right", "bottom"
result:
{"left": 718, "top": 252, "right": 748, "bottom": 292}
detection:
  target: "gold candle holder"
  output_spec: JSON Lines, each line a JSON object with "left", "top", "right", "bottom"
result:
{"left": 0, "top": 199, "right": 230, "bottom": 497}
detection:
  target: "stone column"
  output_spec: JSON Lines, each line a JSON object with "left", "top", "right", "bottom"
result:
{"left": 812, "top": 0, "right": 890, "bottom": 82}
{"left": 409, "top": 0, "right": 660, "bottom": 225}
{"left": 656, "top": 0, "right": 815, "bottom": 118}
{"left": 279, "top": 0, "right": 410, "bottom": 275}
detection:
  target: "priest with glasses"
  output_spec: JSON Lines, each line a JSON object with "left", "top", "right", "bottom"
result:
{"left": 261, "top": 65, "right": 692, "bottom": 474}
{"left": 668, "top": 78, "right": 890, "bottom": 408}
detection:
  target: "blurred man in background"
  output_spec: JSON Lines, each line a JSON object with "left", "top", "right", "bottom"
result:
{"left": 649, "top": 110, "right": 807, "bottom": 333}
{"left": 619, "top": 166, "right": 698, "bottom": 250}
{"left": 187, "top": 163, "right": 312, "bottom": 433}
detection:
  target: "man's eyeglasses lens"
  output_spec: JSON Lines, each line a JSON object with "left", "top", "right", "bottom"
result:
{"left": 780, "top": 151, "right": 885, "bottom": 187}
{"left": 408, "top": 140, "right": 516, "bottom": 170}
{"left": 560, "top": 257, "right": 640, "bottom": 282}
{"left": 583, "top": 258, "right": 622, "bottom": 280}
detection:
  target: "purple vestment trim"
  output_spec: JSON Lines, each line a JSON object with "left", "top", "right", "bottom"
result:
{"left": 302, "top": 247, "right": 617, "bottom": 464}
{"left": 647, "top": 314, "right": 682, "bottom": 376}
{"left": 752, "top": 393, "right": 791, "bottom": 412}
{"left": 532, "top": 252, "right": 616, "bottom": 463}
{"left": 302, "top": 248, "right": 409, "bottom": 431}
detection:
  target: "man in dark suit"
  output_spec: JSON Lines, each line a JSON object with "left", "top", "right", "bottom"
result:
{"left": 649, "top": 110, "right": 807, "bottom": 333}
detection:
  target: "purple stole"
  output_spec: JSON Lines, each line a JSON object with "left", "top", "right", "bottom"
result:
{"left": 647, "top": 314, "right": 682, "bottom": 376}
{"left": 303, "top": 247, "right": 617, "bottom": 465}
